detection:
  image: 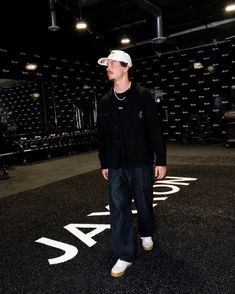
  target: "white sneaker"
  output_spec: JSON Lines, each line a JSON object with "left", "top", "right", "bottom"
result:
{"left": 111, "top": 259, "right": 133, "bottom": 277}
{"left": 141, "top": 237, "right": 154, "bottom": 251}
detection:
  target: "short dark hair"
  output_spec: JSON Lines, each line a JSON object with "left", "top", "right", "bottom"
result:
{"left": 120, "top": 61, "right": 128, "bottom": 67}
{"left": 120, "top": 61, "right": 133, "bottom": 79}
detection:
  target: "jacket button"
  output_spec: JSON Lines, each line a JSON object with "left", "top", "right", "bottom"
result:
{"left": 114, "top": 140, "right": 118, "bottom": 143}
{"left": 114, "top": 126, "right": 118, "bottom": 130}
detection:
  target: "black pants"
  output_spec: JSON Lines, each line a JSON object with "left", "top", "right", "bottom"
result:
{"left": 108, "top": 166, "right": 155, "bottom": 262}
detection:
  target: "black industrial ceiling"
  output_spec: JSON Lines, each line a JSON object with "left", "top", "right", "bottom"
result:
{"left": 0, "top": 0, "right": 235, "bottom": 60}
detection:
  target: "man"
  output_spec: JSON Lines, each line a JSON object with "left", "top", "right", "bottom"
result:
{"left": 97, "top": 50, "right": 167, "bottom": 278}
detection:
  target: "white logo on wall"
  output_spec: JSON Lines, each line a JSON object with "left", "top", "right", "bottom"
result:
{"left": 35, "top": 176, "right": 197, "bottom": 265}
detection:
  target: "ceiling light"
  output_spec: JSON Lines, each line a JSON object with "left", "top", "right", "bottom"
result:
{"left": 225, "top": 3, "right": 235, "bottom": 12}
{"left": 31, "top": 92, "right": 40, "bottom": 99}
{"left": 25, "top": 63, "right": 38, "bottom": 71}
{"left": 121, "top": 37, "right": 130, "bottom": 44}
{"left": 76, "top": 0, "right": 87, "bottom": 30}
{"left": 207, "top": 65, "right": 215, "bottom": 73}
{"left": 76, "top": 20, "right": 87, "bottom": 30}
{"left": 193, "top": 62, "right": 204, "bottom": 69}
{"left": 48, "top": 0, "right": 60, "bottom": 31}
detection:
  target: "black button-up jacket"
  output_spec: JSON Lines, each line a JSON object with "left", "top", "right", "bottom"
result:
{"left": 97, "top": 83, "right": 167, "bottom": 169}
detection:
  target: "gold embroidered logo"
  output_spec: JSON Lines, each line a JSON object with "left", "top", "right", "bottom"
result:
{"left": 138, "top": 111, "right": 143, "bottom": 119}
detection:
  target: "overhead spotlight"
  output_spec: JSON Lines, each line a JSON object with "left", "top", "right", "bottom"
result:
{"left": 25, "top": 63, "right": 38, "bottom": 71}
{"left": 152, "top": 15, "right": 166, "bottom": 44}
{"left": 225, "top": 1, "right": 235, "bottom": 12}
{"left": 75, "top": 19, "right": 87, "bottom": 30}
{"left": 76, "top": 0, "right": 87, "bottom": 30}
{"left": 121, "top": 37, "right": 130, "bottom": 44}
{"left": 48, "top": 0, "right": 60, "bottom": 31}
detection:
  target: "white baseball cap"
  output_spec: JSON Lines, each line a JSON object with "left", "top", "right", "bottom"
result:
{"left": 98, "top": 50, "right": 133, "bottom": 67}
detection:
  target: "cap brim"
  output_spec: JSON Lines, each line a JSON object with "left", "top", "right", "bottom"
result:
{"left": 97, "top": 56, "right": 132, "bottom": 67}
{"left": 97, "top": 57, "right": 109, "bottom": 66}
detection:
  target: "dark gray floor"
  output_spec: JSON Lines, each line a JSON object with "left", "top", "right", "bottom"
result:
{"left": 1, "top": 142, "right": 234, "bottom": 293}
{"left": 0, "top": 143, "right": 234, "bottom": 198}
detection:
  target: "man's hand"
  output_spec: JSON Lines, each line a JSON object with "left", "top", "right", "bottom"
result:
{"left": 154, "top": 166, "right": 167, "bottom": 180}
{"left": 101, "top": 168, "right": 109, "bottom": 180}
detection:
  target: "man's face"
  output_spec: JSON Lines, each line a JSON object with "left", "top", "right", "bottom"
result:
{"left": 106, "top": 60, "right": 127, "bottom": 81}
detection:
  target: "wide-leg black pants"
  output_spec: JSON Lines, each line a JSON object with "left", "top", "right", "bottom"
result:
{"left": 108, "top": 166, "right": 155, "bottom": 262}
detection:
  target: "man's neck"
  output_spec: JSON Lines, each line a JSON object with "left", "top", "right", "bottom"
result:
{"left": 114, "top": 78, "right": 131, "bottom": 93}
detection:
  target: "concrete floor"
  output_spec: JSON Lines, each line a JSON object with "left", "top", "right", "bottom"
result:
{"left": 0, "top": 143, "right": 234, "bottom": 199}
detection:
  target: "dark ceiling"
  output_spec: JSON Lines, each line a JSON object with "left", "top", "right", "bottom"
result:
{"left": 0, "top": 0, "right": 235, "bottom": 61}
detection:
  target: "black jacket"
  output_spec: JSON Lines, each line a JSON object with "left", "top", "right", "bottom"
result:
{"left": 97, "top": 83, "right": 167, "bottom": 169}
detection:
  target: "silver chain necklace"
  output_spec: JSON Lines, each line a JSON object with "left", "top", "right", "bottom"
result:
{"left": 113, "top": 82, "right": 131, "bottom": 101}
